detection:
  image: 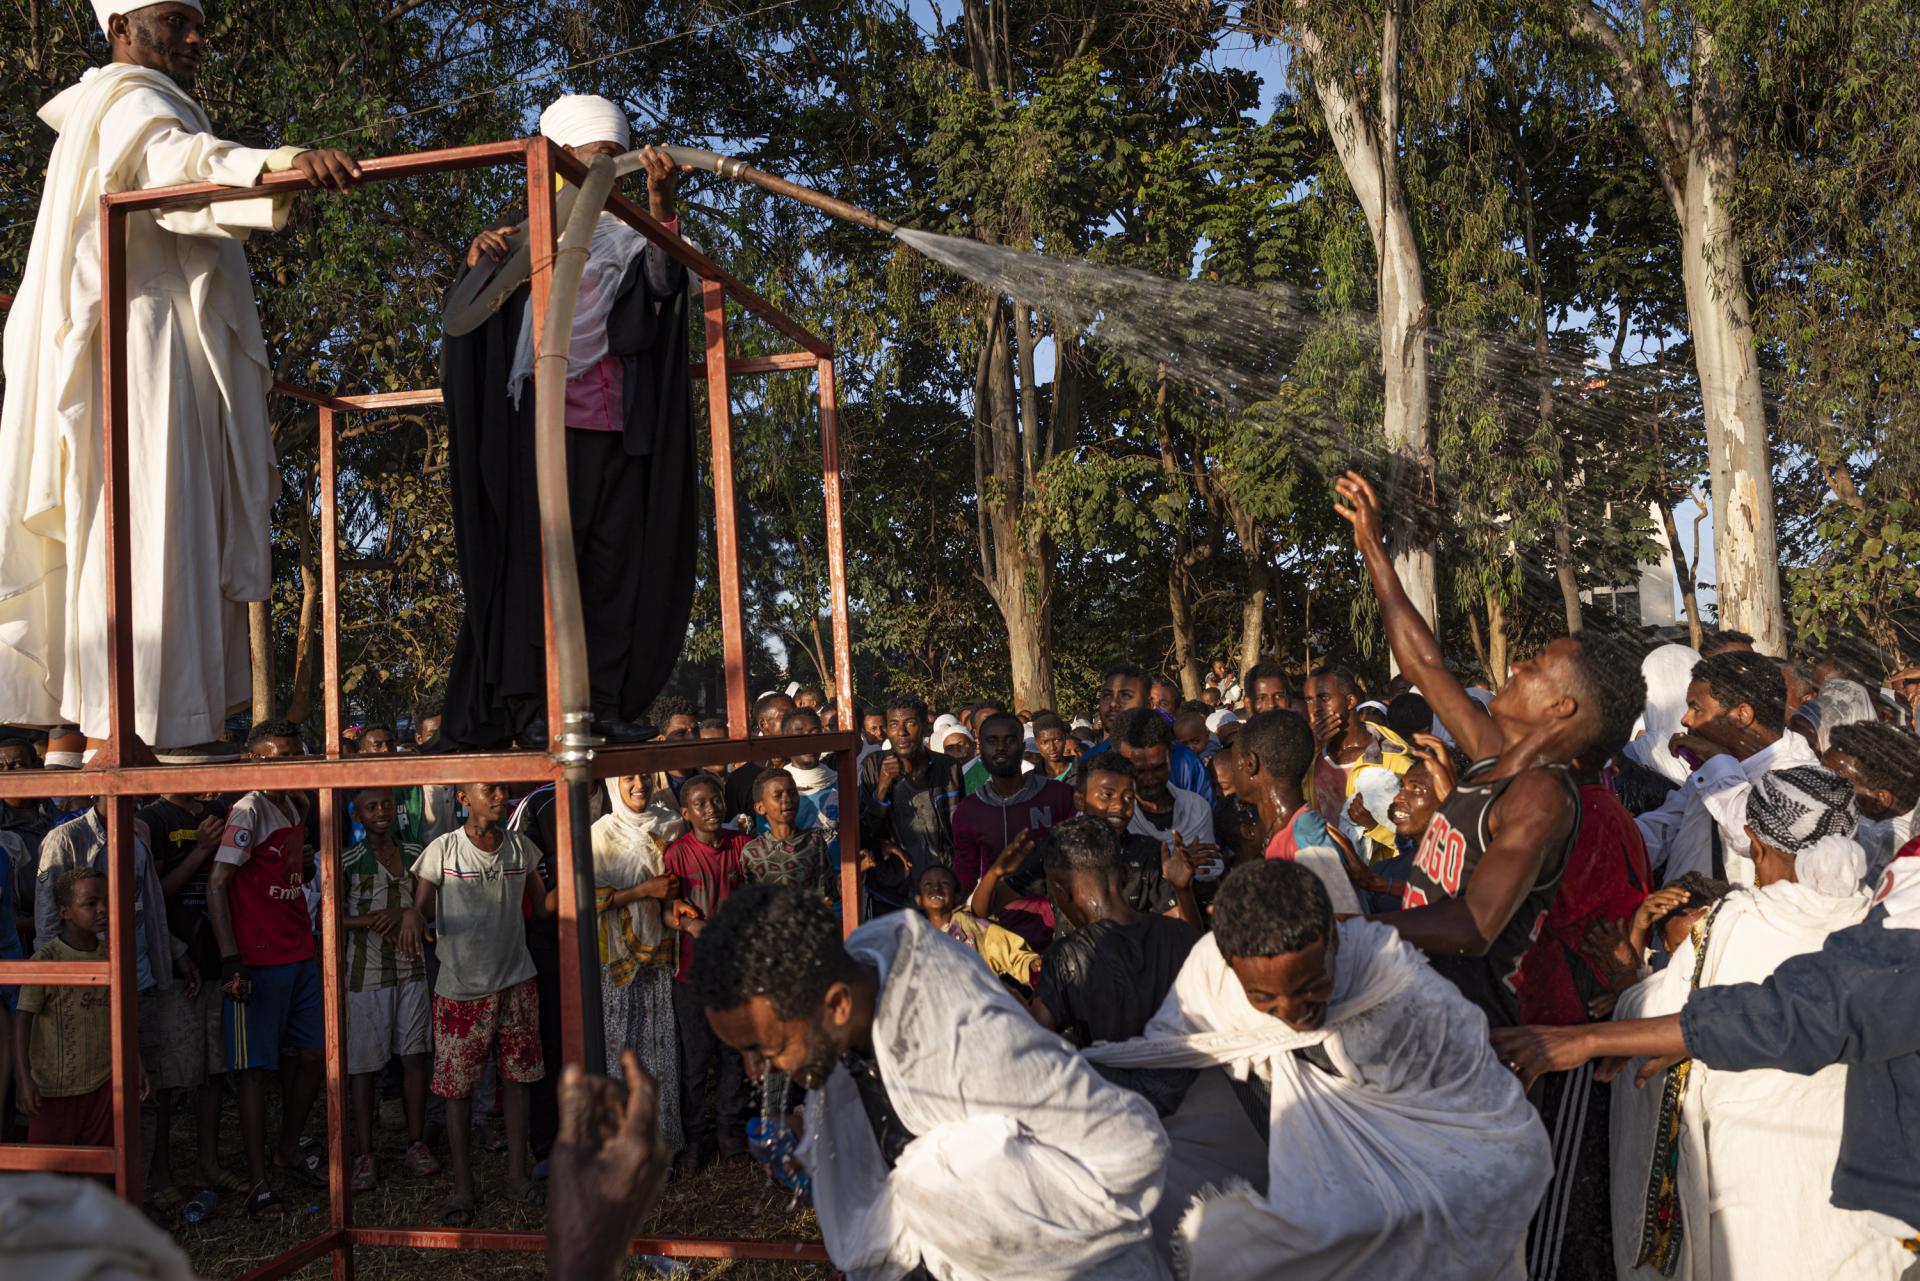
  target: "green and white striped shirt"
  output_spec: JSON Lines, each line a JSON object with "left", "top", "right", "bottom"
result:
{"left": 342, "top": 840, "right": 426, "bottom": 991}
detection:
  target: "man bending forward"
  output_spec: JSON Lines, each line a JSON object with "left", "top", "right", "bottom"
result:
{"left": 695, "top": 882, "right": 1172, "bottom": 1281}
{"left": 1086, "top": 860, "right": 1549, "bottom": 1281}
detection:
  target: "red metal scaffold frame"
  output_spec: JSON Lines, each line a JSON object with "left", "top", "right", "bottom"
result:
{"left": 0, "top": 136, "right": 852, "bottom": 1275}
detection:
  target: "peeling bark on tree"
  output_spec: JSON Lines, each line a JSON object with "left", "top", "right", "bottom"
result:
{"left": 1300, "top": 7, "right": 1440, "bottom": 642}
{"left": 1571, "top": 6, "right": 1784, "bottom": 652}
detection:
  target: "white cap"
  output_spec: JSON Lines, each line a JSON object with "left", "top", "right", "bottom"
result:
{"left": 1205, "top": 709, "right": 1239, "bottom": 733}
{"left": 539, "top": 94, "right": 630, "bottom": 151}
{"left": 95, "top": 0, "right": 200, "bottom": 34}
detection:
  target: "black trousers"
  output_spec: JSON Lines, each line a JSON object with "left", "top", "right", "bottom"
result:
{"left": 671, "top": 977, "right": 748, "bottom": 1147}
{"left": 565, "top": 429, "right": 647, "bottom": 720}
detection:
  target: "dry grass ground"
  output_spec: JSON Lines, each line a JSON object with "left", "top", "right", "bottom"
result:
{"left": 163, "top": 1091, "right": 826, "bottom": 1280}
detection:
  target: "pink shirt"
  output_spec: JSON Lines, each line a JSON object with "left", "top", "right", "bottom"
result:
{"left": 565, "top": 355, "right": 624, "bottom": 432}
{"left": 564, "top": 215, "right": 677, "bottom": 434}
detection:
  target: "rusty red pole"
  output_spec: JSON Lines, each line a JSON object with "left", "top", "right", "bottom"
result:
{"left": 320, "top": 404, "right": 342, "bottom": 758}
{"left": 315, "top": 786, "right": 354, "bottom": 1280}
{"left": 526, "top": 139, "right": 564, "bottom": 752}
{"left": 97, "top": 196, "right": 142, "bottom": 1201}
{"left": 819, "top": 358, "right": 860, "bottom": 938}
{"left": 701, "top": 277, "right": 750, "bottom": 736}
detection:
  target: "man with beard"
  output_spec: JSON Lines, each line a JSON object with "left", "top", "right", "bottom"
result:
{"left": 858, "top": 696, "right": 963, "bottom": 909}
{"left": 1111, "top": 709, "right": 1215, "bottom": 848}
{"left": 1077, "top": 664, "right": 1214, "bottom": 803}
{"left": 951, "top": 712, "right": 1075, "bottom": 892}
{"left": 696, "top": 882, "right": 1172, "bottom": 1281}
{"left": 1, "top": 0, "right": 361, "bottom": 759}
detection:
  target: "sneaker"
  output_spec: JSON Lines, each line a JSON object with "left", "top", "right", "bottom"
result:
{"left": 351, "top": 1153, "right": 377, "bottom": 1193}
{"left": 403, "top": 1140, "right": 441, "bottom": 1177}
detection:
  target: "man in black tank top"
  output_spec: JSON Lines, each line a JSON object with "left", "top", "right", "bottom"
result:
{"left": 1334, "top": 473, "right": 1646, "bottom": 1029}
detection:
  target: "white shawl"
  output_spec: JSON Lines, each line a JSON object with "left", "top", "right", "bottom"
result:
{"left": 1085, "top": 921, "right": 1549, "bottom": 1281}
{"left": 1624, "top": 643, "right": 1704, "bottom": 784}
{"left": 589, "top": 779, "right": 685, "bottom": 952}
{"left": 1610, "top": 879, "right": 1903, "bottom": 1281}
{"left": 800, "top": 910, "right": 1171, "bottom": 1281}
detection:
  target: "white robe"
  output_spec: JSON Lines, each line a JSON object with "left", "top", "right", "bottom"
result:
{"left": 1608, "top": 880, "right": 1906, "bottom": 1281}
{"left": 799, "top": 909, "right": 1171, "bottom": 1281}
{"left": 0, "top": 64, "right": 290, "bottom": 744}
{"left": 1085, "top": 921, "right": 1551, "bottom": 1281}
{"left": 1634, "top": 734, "right": 1819, "bottom": 887}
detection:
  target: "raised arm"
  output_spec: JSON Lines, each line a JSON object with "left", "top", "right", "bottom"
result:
{"left": 1333, "top": 471, "right": 1500, "bottom": 761}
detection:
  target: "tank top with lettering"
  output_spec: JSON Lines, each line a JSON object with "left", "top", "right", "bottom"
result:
{"left": 1404, "top": 759, "right": 1578, "bottom": 1027}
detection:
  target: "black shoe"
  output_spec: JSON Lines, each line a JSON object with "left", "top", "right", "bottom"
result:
{"left": 593, "top": 718, "right": 657, "bottom": 745}
{"left": 515, "top": 721, "right": 549, "bottom": 751}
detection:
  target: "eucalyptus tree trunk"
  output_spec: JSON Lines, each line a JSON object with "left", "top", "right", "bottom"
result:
{"left": 1571, "top": 6, "right": 1784, "bottom": 652}
{"left": 1297, "top": 5, "right": 1439, "bottom": 640}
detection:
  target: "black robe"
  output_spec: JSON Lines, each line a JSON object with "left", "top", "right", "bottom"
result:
{"left": 439, "top": 250, "right": 697, "bottom": 748}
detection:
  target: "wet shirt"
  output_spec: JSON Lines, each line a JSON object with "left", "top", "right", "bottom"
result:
{"left": 1405, "top": 759, "right": 1578, "bottom": 1027}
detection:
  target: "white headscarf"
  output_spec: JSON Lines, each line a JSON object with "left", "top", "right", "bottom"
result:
{"left": 538, "top": 94, "right": 631, "bottom": 151}
{"left": 506, "top": 95, "right": 647, "bottom": 408}
{"left": 590, "top": 777, "right": 684, "bottom": 953}
{"left": 1623, "top": 643, "right": 1703, "bottom": 783}
{"left": 1746, "top": 766, "right": 1864, "bottom": 899}
{"left": 1794, "top": 678, "right": 1878, "bottom": 752}
{"left": 93, "top": 0, "right": 200, "bottom": 34}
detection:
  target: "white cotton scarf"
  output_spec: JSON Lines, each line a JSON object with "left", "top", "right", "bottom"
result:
{"left": 1084, "top": 921, "right": 1549, "bottom": 1281}
{"left": 1611, "top": 878, "right": 1897, "bottom": 1281}
{"left": 801, "top": 910, "right": 1172, "bottom": 1281}
{"left": 505, "top": 210, "right": 650, "bottom": 409}
{"left": 588, "top": 778, "right": 685, "bottom": 953}
{"left": 0, "top": 1175, "right": 199, "bottom": 1281}
{"left": 1624, "top": 644, "right": 1704, "bottom": 784}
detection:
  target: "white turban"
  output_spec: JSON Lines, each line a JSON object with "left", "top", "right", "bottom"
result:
{"left": 539, "top": 94, "right": 630, "bottom": 151}
{"left": 1205, "top": 709, "right": 1239, "bottom": 734}
{"left": 94, "top": 0, "right": 201, "bottom": 34}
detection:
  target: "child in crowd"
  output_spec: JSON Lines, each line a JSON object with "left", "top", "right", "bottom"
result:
{"left": 661, "top": 773, "right": 750, "bottom": 1175}
{"left": 780, "top": 707, "right": 841, "bottom": 875}
{"left": 912, "top": 864, "right": 1040, "bottom": 988}
{"left": 12, "top": 868, "right": 146, "bottom": 1144}
{"left": 207, "top": 721, "right": 325, "bottom": 1218}
{"left": 399, "top": 781, "right": 550, "bottom": 1227}
{"left": 741, "top": 769, "right": 828, "bottom": 897}
{"left": 585, "top": 775, "right": 685, "bottom": 1153}
{"left": 340, "top": 785, "right": 436, "bottom": 1191}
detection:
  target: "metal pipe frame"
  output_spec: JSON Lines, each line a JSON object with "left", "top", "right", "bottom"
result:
{"left": 0, "top": 136, "right": 854, "bottom": 1277}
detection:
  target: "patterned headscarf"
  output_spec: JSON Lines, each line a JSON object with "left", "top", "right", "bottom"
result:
{"left": 1746, "top": 765, "right": 1865, "bottom": 897}
{"left": 1746, "top": 765, "right": 1857, "bottom": 852}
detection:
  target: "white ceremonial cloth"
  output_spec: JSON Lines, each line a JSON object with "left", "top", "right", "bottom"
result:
{"left": 798, "top": 910, "right": 1171, "bottom": 1281}
{"left": 0, "top": 1174, "right": 200, "bottom": 1281}
{"left": 0, "top": 64, "right": 288, "bottom": 745}
{"left": 1608, "top": 879, "right": 1905, "bottom": 1281}
{"left": 1085, "top": 921, "right": 1549, "bottom": 1281}
{"left": 1635, "top": 733, "right": 1819, "bottom": 888}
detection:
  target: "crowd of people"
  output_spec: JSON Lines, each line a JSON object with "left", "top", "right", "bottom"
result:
{"left": 6, "top": 5, "right": 1920, "bottom": 1279}
{"left": 1, "top": 474, "right": 1917, "bottom": 1280}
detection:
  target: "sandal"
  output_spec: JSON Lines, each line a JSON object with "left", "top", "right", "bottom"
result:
{"left": 244, "top": 1183, "right": 287, "bottom": 1220}
{"left": 196, "top": 1168, "right": 252, "bottom": 1197}
{"left": 273, "top": 1145, "right": 327, "bottom": 1188}
{"left": 440, "top": 1196, "right": 475, "bottom": 1228}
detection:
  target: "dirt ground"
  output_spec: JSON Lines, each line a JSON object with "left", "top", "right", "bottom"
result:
{"left": 160, "top": 1090, "right": 827, "bottom": 1280}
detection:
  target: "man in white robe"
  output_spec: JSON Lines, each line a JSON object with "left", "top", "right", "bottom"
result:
{"left": 1635, "top": 651, "right": 1817, "bottom": 887}
{"left": 693, "top": 881, "right": 1172, "bottom": 1281}
{"left": 1085, "top": 858, "right": 1551, "bottom": 1281}
{"left": 1604, "top": 767, "right": 1906, "bottom": 1281}
{"left": 0, "top": 0, "right": 360, "bottom": 756}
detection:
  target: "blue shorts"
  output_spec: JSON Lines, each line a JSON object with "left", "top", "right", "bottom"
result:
{"left": 225, "top": 958, "right": 324, "bottom": 1072}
